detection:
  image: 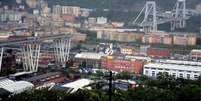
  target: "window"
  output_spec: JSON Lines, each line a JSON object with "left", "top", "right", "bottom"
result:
{"left": 172, "top": 73, "right": 176, "bottom": 77}
{"left": 152, "top": 71, "right": 155, "bottom": 77}
{"left": 187, "top": 74, "right": 190, "bottom": 79}
{"left": 145, "top": 67, "right": 149, "bottom": 69}
{"left": 194, "top": 75, "right": 198, "bottom": 79}
{"left": 157, "top": 72, "right": 162, "bottom": 76}
{"left": 163, "top": 72, "right": 169, "bottom": 75}
{"left": 179, "top": 73, "right": 183, "bottom": 78}
{"left": 165, "top": 69, "right": 170, "bottom": 71}
{"left": 187, "top": 71, "right": 191, "bottom": 73}
{"left": 193, "top": 71, "right": 198, "bottom": 73}
{"left": 145, "top": 70, "right": 149, "bottom": 75}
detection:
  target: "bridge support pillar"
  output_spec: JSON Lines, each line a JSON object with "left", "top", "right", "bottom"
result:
{"left": 53, "top": 38, "right": 71, "bottom": 66}
{"left": 0, "top": 48, "right": 3, "bottom": 72}
{"left": 171, "top": 0, "right": 186, "bottom": 31}
{"left": 22, "top": 43, "right": 40, "bottom": 72}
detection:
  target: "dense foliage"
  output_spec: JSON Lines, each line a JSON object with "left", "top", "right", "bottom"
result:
{"left": 3, "top": 73, "right": 201, "bottom": 101}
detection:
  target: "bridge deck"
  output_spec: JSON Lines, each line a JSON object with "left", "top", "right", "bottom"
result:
{"left": 0, "top": 34, "right": 72, "bottom": 47}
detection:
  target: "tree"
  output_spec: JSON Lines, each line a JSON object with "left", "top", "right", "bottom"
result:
{"left": 5, "top": 74, "right": 201, "bottom": 101}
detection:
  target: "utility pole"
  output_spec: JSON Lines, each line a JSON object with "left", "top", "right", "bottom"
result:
{"left": 109, "top": 71, "right": 112, "bottom": 101}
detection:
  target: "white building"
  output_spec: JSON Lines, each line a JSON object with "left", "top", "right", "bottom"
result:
{"left": 190, "top": 49, "right": 201, "bottom": 60}
{"left": 0, "top": 78, "right": 34, "bottom": 94}
{"left": 0, "top": 13, "right": 7, "bottom": 22}
{"left": 26, "top": 0, "right": 37, "bottom": 8}
{"left": 75, "top": 52, "right": 106, "bottom": 60}
{"left": 157, "top": 59, "right": 201, "bottom": 66}
{"left": 33, "top": 9, "right": 40, "bottom": 15}
{"left": 88, "top": 17, "right": 96, "bottom": 25}
{"left": 0, "top": 31, "right": 11, "bottom": 39}
{"left": 52, "top": 5, "right": 62, "bottom": 15}
{"left": 74, "top": 52, "right": 106, "bottom": 68}
{"left": 143, "top": 63, "right": 201, "bottom": 80}
{"left": 62, "top": 79, "right": 93, "bottom": 93}
{"left": 96, "top": 17, "right": 107, "bottom": 24}
{"left": 8, "top": 13, "right": 22, "bottom": 21}
{"left": 16, "top": 0, "right": 22, "bottom": 4}
{"left": 61, "top": 6, "right": 80, "bottom": 17}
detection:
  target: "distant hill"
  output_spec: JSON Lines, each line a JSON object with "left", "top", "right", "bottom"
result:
{"left": 47, "top": 0, "right": 201, "bottom": 11}
{"left": 1, "top": 0, "right": 200, "bottom": 32}
{"left": 1, "top": 0, "right": 201, "bottom": 11}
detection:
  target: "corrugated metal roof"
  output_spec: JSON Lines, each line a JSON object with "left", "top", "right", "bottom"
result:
{"left": 158, "top": 59, "right": 201, "bottom": 66}
{"left": 0, "top": 78, "right": 14, "bottom": 88}
{"left": 62, "top": 79, "right": 93, "bottom": 89}
{"left": 25, "top": 72, "right": 62, "bottom": 82}
{"left": 0, "top": 78, "right": 34, "bottom": 94}
{"left": 2, "top": 81, "right": 34, "bottom": 94}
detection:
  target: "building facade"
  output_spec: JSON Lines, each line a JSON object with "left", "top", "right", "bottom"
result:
{"left": 142, "top": 32, "right": 197, "bottom": 46}
{"left": 190, "top": 49, "right": 201, "bottom": 60}
{"left": 143, "top": 63, "right": 201, "bottom": 80}
{"left": 101, "top": 56, "right": 144, "bottom": 74}
{"left": 74, "top": 52, "right": 106, "bottom": 68}
{"left": 147, "top": 48, "right": 170, "bottom": 58}
{"left": 120, "top": 46, "right": 134, "bottom": 55}
{"left": 173, "top": 34, "right": 197, "bottom": 46}
{"left": 61, "top": 6, "right": 80, "bottom": 17}
{"left": 53, "top": 5, "right": 62, "bottom": 15}
{"left": 96, "top": 17, "right": 107, "bottom": 25}
{"left": 97, "top": 31, "right": 144, "bottom": 42}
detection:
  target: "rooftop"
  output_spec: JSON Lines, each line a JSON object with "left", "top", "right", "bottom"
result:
{"left": 62, "top": 79, "right": 93, "bottom": 89}
{"left": 75, "top": 52, "right": 106, "bottom": 60}
{"left": 9, "top": 71, "right": 34, "bottom": 77}
{"left": 2, "top": 81, "right": 34, "bottom": 94}
{"left": 157, "top": 59, "right": 201, "bottom": 66}
{"left": 191, "top": 49, "right": 201, "bottom": 53}
{"left": 25, "top": 72, "right": 62, "bottom": 82}
{"left": 144, "top": 63, "right": 201, "bottom": 72}
{"left": 0, "top": 78, "right": 34, "bottom": 94}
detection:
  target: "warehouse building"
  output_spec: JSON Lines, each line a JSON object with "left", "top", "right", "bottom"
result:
{"left": 101, "top": 56, "right": 144, "bottom": 74}
{"left": 143, "top": 63, "right": 201, "bottom": 80}
{"left": 0, "top": 78, "right": 34, "bottom": 94}
{"left": 190, "top": 49, "right": 201, "bottom": 60}
{"left": 147, "top": 48, "right": 170, "bottom": 58}
{"left": 25, "top": 72, "right": 66, "bottom": 86}
{"left": 62, "top": 79, "right": 93, "bottom": 93}
{"left": 74, "top": 52, "right": 106, "bottom": 68}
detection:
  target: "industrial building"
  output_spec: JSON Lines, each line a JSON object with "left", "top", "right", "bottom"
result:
{"left": 147, "top": 48, "right": 170, "bottom": 58}
{"left": 0, "top": 78, "right": 34, "bottom": 94}
{"left": 74, "top": 52, "right": 106, "bottom": 68}
{"left": 143, "top": 62, "right": 201, "bottom": 80}
{"left": 190, "top": 49, "right": 201, "bottom": 60}
{"left": 120, "top": 46, "right": 134, "bottom": 55}
{"left": 61, "top": 6, "right": 80, "bottom": 17}
{"left": 142, "top": 32, "right": 197, "bottom": 46}
{"left": 62, "top": 79, "right": 93, "bottom": 93}
{"left": 25, "top": 72, "right": 66, "bottom": 86}
{"left": 97, "top": 30, "right": 144, "bottom": 42}
{"left": 101, "top": 56, "right": 144, "bottom": 74}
